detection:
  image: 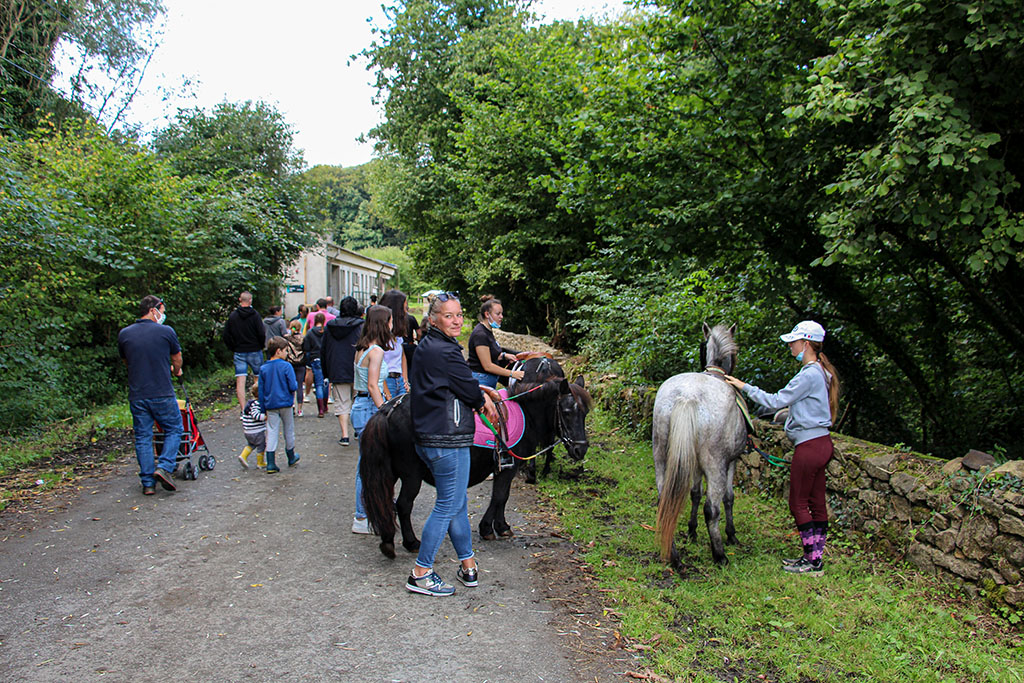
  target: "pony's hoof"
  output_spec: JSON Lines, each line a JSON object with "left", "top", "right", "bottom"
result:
{"left": 481, "top": 531, "right": 497, "bottom": 541}
{"left": 499, "top": 528, "right": 514, "bottom": 538}
{"left": 726, "top": 535, "right": 739, "bottom": 546}
{"left": 380, "top": 542, "right": 396, "bottom": 559}
{"left": 714, "top": 555, "right": 729, "bottom": 567}
{"left": 403, "top": 540, "right": 420, "bottom": 553}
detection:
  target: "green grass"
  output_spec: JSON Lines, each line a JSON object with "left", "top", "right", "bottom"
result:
{"left": 0, "top": 366, "right": 236, "bottom": 477}
{"left": 538, "top": 409, "right": 1024, "bottom": 682}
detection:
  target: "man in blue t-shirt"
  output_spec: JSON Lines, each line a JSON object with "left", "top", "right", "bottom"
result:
{"left": 117, "top": 295, "right": 184, "bottom": 495}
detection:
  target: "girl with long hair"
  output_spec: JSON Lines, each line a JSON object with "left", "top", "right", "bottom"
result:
{"left": 378, "top": 289, "right": 411, "bottom": 399}
{"left": 350, "top": 305, "right": 395, "bottom": 534}
{"left": 725, "top": 320, "right": 841, "bottom": 575}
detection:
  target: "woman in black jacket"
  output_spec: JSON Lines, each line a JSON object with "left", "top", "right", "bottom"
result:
{"left": 406, "top": 293, "right": 498, "bottom": 597}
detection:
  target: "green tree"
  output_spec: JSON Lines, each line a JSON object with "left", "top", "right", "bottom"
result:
{"left": 0, "top": 0, "right": 165, "bottom": 132}
{"left": 152, "top": 100, "right": 318, "bottom": 305}
{"left": 555, "top": 0, "right": 1023, "bottom": 454}
{"left": 365, "top": 0, "right": 600, "bottom": 336}
{"left": 303, "top": 163, "right": 401, "bottom": 249}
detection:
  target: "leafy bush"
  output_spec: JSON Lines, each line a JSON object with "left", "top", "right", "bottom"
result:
{"left": 568, "top": 253, "right": 794, "bottom": 390}
{"left": 0, "top": 115, "right": 316, "bottom": 432}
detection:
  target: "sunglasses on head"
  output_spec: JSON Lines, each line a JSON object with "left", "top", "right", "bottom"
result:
{"left": 436, "top": 291, "right": 460, "bottom": 302}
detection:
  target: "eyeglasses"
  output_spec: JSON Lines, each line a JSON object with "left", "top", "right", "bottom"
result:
{"left": 436, "top": 291, "right": 460, "bottom": 302}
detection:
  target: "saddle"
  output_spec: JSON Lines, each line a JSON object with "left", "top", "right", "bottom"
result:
{"left": 473, "top": 388, "right": 525, "bottom": 451}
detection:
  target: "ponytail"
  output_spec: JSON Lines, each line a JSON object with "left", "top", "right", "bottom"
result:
{"left": 810, "top": 342, "right": 841, "bottom": 423}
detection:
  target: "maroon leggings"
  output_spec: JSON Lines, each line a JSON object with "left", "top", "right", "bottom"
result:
{"left": 789, "top": 435, "right": 834, "bottom": 526}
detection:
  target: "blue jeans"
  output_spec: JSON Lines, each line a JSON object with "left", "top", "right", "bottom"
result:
{"left": 130, "top": 397, "right": 183, "bottom": 486}
{"left": 472, "top": 371, "right": 498, "bottom": 389}
{"left": 385, "top": 375, "right": 406, "bottom": 399}
{"left": 233, "top": 351, "right": 263, "bottom": 377}
{"left": 310, "top": 359, "right": 326, "bottom": 400}
{"left": 414, "top": 445, "right": 474, "bottom": 570}
{"left": 351, "top": 395, "right": 379, "bottom": 519}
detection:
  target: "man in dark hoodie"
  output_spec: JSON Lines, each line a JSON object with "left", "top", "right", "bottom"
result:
{"left": 223, "top": 291, "right": 266, "bottom": 411}
{"left": 321, "top": 296, "right": 363, "bottom": 446}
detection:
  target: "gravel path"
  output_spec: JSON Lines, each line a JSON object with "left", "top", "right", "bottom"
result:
{"left": 0, "top": 402, "right": 615, "bottom": 681}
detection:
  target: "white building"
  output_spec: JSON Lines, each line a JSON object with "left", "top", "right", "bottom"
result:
{"left": 282, "top": 240, "right": 397, "bottom": 316}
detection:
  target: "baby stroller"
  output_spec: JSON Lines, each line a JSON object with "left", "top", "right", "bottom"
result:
{"left": 153, "top": 378, "right": 214, "bottom": 480}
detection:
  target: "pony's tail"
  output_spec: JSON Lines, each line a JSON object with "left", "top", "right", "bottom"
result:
{"left": 657, "top": 399, "right": 699, "bottom": 561}
{"left": 358, "top": 412, "right": 397, "bottom": 546}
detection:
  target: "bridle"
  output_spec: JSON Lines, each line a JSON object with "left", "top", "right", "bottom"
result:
{"left": 497, "top": 373, "right": 588, "bottom": 461}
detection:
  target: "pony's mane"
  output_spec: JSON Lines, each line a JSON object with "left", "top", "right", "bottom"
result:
{"left": 706, "top": 325, "right": 737, "bottom": 365}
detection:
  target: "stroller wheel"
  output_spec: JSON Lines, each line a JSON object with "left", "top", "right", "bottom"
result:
{"left": 207, "top": 454, "right": 216, "bottom": 471}
{"left": 198, "top": 455, "right": 210, "bottom": 471}
{"left": 183, "top": 461, "right": 197, "bottom": 480}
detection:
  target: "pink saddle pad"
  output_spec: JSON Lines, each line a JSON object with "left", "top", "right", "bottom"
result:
{"left": 473, "top": 389, "right": 525, "bottom": 450}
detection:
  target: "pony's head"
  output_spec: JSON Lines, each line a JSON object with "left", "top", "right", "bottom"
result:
{"left": 700, "top": 323, "right": 738, "bottom": 375}
{"left": 515, "top": 357, "right": 591, "bottom": 461}
{"left": 557, "top": 376, "right": 591, "bottom": 461}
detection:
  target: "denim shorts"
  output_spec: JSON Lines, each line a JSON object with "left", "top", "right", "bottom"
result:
{"left": 472, "top": 371, "right": 498, "bottom": 389}
{"left": 234, "top": 351, "right": 264, "bottom": 377}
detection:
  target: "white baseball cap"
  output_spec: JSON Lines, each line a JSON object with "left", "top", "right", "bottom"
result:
{"left": 780, "top": 320, "right": 826, "bottom": 343}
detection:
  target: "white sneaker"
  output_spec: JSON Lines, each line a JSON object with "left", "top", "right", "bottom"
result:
{"left": 304, "top": 392, "right": 311, "bottom": 402}
{"left": 327, "top": 395, "right": 334, "bottom": 404}
{"left": 352, "top": 517, "right": 371, "bottom": 534}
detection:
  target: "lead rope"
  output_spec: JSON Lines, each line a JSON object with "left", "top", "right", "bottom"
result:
{"left": 705, "top": 365, "right": 790, "bottom": 469}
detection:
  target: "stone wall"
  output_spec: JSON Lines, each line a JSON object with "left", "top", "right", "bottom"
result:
{"left": 736, "top": 425, "right": 1024, "bottom": 611}
{"left": 591, "top": 379, "right": 1024, "bottom": 612}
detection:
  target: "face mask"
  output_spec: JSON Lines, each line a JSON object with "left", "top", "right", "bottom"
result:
{"left": 795, "top": 341, "right": 806, "bottom": 362}
{"left": 155, "top": 311, "right": 166, "bottom": 325}
{"left": 489, "top": 320, "right": 500, "bottom": 329}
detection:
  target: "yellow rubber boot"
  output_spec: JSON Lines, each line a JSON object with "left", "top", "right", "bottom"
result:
{"left": 256, "top": 451, "right": 266, "bottom": 469}
{"left": 238, "top": 445, "right": 253, "bottom": 469}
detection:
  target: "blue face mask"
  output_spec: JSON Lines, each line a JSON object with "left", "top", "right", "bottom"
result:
{"left": 489, "top": 321, "right": 500, "bottom": 329}
{"left": 795, "top": 349, "right": 804, "bottom": 362}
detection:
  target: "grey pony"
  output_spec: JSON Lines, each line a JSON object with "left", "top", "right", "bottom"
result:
{"left": 652, "top": 323, "right": 747, "bottom": 570}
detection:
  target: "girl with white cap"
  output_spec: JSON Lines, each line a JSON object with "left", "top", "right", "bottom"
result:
{"left": 724, "top": 320, "right": 841, "bottom": 575}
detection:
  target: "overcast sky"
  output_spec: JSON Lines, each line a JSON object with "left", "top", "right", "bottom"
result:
{"left": 112, "top": 1, "right": 624, "bottom": 168}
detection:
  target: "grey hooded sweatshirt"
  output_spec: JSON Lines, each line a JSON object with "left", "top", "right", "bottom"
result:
{"left": 743, "top": 362, "right": 832, "bottom": 445}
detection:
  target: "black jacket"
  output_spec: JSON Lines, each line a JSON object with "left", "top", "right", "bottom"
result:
{"left": 302, "top": 327, "right": 325, "bottom": 365}
{"left": 223, "top": 306, "right": 265, "bottom": 353}
{"left": 321, "top": 316, "right": 362, "bottom": 384}
{"left": 410, "top": 327, "right": 485, "bottom": 448}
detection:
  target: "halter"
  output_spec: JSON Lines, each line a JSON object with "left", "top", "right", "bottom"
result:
{"left": 493, "top": 375, "right": 587, "bottom": 461}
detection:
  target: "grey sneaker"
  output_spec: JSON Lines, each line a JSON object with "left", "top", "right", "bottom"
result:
{"left": 457, "top": 565, "right": 479, "bottom": 587}
{"left": 406, "top": 571, "right": 455, "bottom": 597}
{"left": 783, "top": 558, "right": 823, "bottom": 575}
{"left": 782, "top": 556, "right": 803, "bottom": 566}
